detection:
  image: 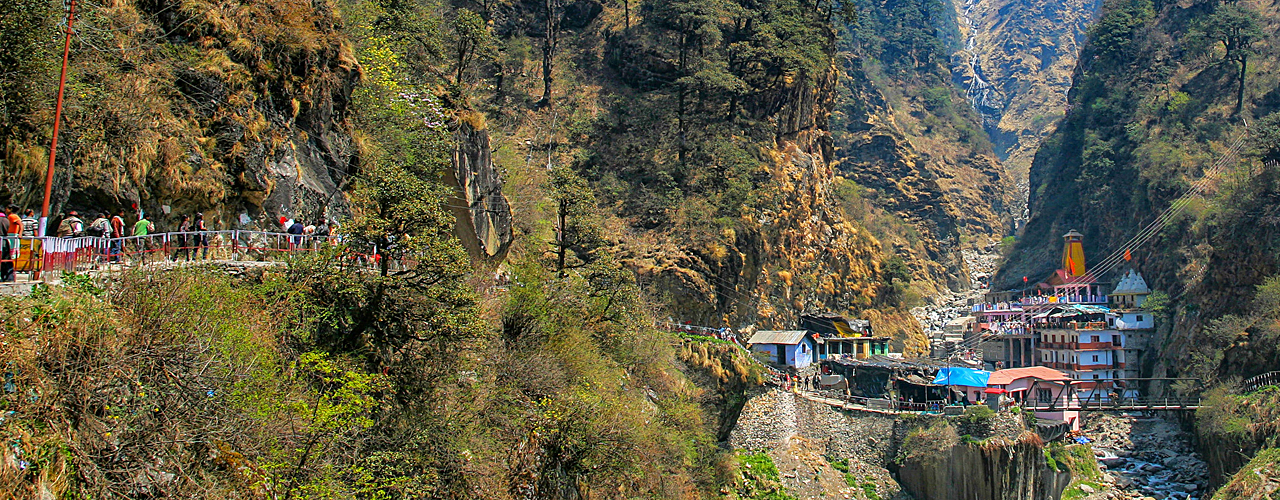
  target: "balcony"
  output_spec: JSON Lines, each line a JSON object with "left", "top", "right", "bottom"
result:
{"left": 1017, "top": 295, "right": 1109, "bottom": 307}
{"left": 1036, "top": 342, "right": 1122, "bottom": 350}
{"left": 972, "top": 302, "right": 1024, "bottom": 313}
{"left": 1037, "top": 361, "right": 1126, "bottom": 371}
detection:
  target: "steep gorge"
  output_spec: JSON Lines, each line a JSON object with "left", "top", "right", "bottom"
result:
{"left": 999, "top": 0, "right": 1280, "bottom": 493}
{"left": 831, "top": 0, "right": 1016, "bottom": 298}
{"left": 951, "top": 0, "right": 1102, "bottom": 180}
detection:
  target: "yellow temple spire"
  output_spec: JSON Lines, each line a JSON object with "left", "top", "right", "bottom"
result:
{"left": 1062, "top": 229, "right": 1086, "bottom": 277}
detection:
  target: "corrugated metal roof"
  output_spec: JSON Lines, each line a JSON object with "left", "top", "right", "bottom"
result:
{"left": 829, "top": 355, "right": 950, "bottom": 370}
{"left": 747, "top": 330, "right": 810, "bottom": 345}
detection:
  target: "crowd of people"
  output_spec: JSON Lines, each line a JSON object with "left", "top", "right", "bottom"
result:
{"left": 0, "top": 207, "right": 340, "bottom": 280}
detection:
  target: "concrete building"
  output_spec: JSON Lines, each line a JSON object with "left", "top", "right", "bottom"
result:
{"left": 1108, "top": 269, "right": 1155, "bottom": 382}
{"left": 800, "top": 313, "right": 891, "bottom": 360}
{"left": 988, "top": 366, "right": 1081, "bottom": 430}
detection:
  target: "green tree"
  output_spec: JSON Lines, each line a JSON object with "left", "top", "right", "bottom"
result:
{"left": 548, "top": 165, "right": 606, "bottom": 275}
{"left": 292, "top": 21, "right": 481, "bottom": 374}
{"left": 1253, "top": 112, "right": 1280, "bottom": 163}
{"left": 538, "top": 0, "right": 564, "bottom": 107}
{"left": 450, "top": 9, "right": 493, "bottom": 92}
{"left": 0, "top": 0, "right": 55, "bottom": 138}
{"left": 1087, "top": 0, "right": 1153, "bottom": 62}
{"left": 883, "top": 255, "right": 911, "bottom": 287}
{"left": 645, "top": 0, "right": 734, "bottom": 163}
{"left": 1190, "top": 4, "right": 1262, "bottom": 114}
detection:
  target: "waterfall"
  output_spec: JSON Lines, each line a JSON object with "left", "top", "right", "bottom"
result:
{"left": 958, "top": 0, "right": 1000, "bottom": 129}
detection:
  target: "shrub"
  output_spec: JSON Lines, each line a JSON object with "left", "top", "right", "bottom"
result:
{"left": 899, "top": 420, "right": 959, "bottom": 465}
{"left": 962, "top": 405, "right": 996, "bottom": 424}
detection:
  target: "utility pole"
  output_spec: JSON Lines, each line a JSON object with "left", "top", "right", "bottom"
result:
{"left": 41, "top": 0, "right": 78, "bottom": 237}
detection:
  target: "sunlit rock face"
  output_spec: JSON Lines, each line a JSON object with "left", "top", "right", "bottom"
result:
{"left": 951, "top": 0, "right": 1102, "bottom": 179}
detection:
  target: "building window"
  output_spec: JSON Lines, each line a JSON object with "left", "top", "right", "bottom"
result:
{"left": 1093, "top": 374, "right": 1099, "bottom": 379}
{"left": 1092, "top": 335, "right": 1100, "bottom": 343}
{"left": 1092, "top": 354, "right": 1099, "bottom": 362}
{"left": 1137, "top": 315, "right": 1144, "bottom": 322}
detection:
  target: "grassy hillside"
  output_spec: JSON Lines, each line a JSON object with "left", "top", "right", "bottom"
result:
{"left": 0, "top": 264, "right": 767, "bottom": 498}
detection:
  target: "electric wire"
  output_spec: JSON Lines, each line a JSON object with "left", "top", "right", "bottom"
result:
{"left": 1074, "top": 131, "right": 1249, "bottom": 282}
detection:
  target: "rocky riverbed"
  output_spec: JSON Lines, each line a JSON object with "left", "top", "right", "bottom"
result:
{"left": 1081, "top": 413, "right": 1209, "bottom": 500}
{"left": 912, "top": 247, "right": 1000, "bottom": 358}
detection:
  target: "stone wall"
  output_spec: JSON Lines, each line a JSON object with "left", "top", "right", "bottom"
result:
{"left": 730, "top": 390, "right": 1069, "bottom": 500}
{"left": 898, "top": 434, "right": 1071, "bottom": 500}
{"left": 794, "top": 394, "right": 900, "bottom": 467}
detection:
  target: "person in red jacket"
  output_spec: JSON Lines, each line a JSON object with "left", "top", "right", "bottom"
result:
{"left": 109, "top": 209, "right": 126, "bottom": 263}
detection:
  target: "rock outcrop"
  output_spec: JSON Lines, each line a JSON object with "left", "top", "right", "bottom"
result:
{"left": 731, "top": 389, "right": 1067, "bottom": 500}
{"left": 448, "top": 116, "right": 513, "bottom": 264}
{"left": 5, "top": 0, "right": 362, "bottom": 230}
{"left": 898, "top": 433, "right": 1071, "bottom": 500}
{"left": 833, "top": 2, "right": 1018, "bottom": 296}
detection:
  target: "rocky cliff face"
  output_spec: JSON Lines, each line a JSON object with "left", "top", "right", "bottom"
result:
{"left": 448, "top": 116, "right": 513, "bottom": 264}
{"left": 831, "top": 0, "right": 1017, "bottom": 297}
{"left": 730, "top": 389, "right": 1067, "bottom": 500}
{"left": 951, "top": 0, "right": 1101, "bottom": 179}
{"left": 898, "top": 434, "right": 1071, "bottom": 500}
{"left": 3, "top": 0, "right": 362, "bottom": 229}
{"left": 625, "top": 124, "right": 926, "bottom": 348}
{"left": 2, "top": 0, "right": 513, "bottom": 262}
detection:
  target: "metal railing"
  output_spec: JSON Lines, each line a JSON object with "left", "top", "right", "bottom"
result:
{"left": 1022, "top": 395, "right": 1202, "bottom": 411}
{"left": 1244, "top": 371, "right": 1280, "bottom": 392}
{"left": 806, "top": 389, "right": 951, "bottom": 413}
{"left": 0, "top": 231, "right": 362, "bottom": 282}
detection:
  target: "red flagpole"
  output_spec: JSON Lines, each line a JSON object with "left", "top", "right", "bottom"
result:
{"left": 41, "top": 0, "right": 78, "bottom": 238}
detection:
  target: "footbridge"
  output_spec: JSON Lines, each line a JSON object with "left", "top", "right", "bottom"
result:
{"left": 0, "top": 231, "right": 385, "bottom": 285}
{"left": 1022, "top": 396, "right": 1203, "bottom": 412}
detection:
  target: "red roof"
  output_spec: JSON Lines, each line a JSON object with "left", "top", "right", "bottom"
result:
{"left": 988, "top": 366, "right": 1070, "bottom": 386}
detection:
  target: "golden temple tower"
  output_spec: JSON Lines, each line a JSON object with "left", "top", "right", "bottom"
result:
{"left": 1062, "top": 229, "right": 1086, "bottom": 277}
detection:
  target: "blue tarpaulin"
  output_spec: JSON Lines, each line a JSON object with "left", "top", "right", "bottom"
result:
{"left": 932, "top": 367, "right": 991, "bottom": 387}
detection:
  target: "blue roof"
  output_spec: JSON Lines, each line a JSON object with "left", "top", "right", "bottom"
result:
{"left": 932, "top": 367, "right": 991, "bottom": 387}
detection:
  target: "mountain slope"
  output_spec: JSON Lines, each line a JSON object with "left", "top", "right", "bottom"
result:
{"left": 952, "top": 0, "right": 1101, "bottom": 179}
{"left": 1000, "top": 0, "right": 1280, "bottom": 454}
{"left": 831, "top": 0, "right": 1017, "bottom": 296}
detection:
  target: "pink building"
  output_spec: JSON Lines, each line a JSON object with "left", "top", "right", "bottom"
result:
{"left": 987, "top": 366, "right": 1081, "bottom": 430}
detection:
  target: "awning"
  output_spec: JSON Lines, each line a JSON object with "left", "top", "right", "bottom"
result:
{"left": 984, "top": 388, "right": 1007, "bottom": 394}
{"left": 932, "top": 367, "right": 991, "bottom": 387}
